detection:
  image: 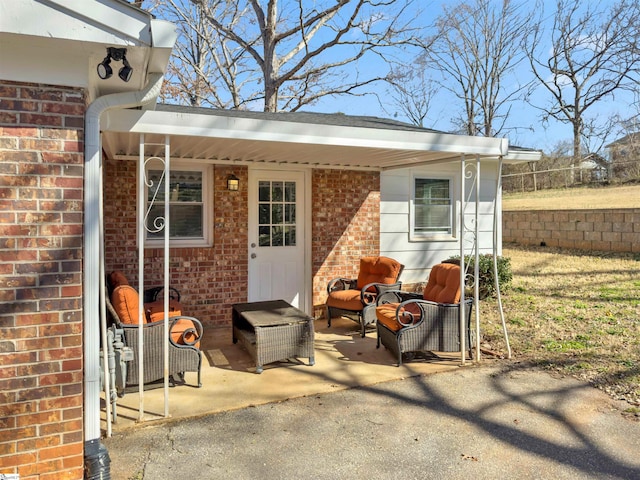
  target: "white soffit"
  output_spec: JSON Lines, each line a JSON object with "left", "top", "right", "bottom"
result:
{"left": 0, "top": 1, "right": 176, "bottom": 98}
{"left": 0, "top": 0, "right": 152, "bottom": 45}
{"left": 101, "top": 109, "right": 511, "bottom": 170}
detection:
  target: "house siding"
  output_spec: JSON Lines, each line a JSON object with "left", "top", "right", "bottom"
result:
{"left": 380, "top": 162, "right": 501, "bottom": 284}
{"left": 0, "top": 81, "right": 85, "bottom": 480}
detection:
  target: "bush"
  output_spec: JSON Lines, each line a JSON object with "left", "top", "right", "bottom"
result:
{"left": 445, "top": 254, "right": 512, "bottom": 300}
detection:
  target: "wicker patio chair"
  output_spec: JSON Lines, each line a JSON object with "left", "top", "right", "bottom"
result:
{"left": 326, "top": 256, "right": 403, "bottom": 337}
{"left": 375, "top": 262, "right": 472, "bottom": 366}
{"left": 106, "top": 271, "right": 203, "bottom": 393}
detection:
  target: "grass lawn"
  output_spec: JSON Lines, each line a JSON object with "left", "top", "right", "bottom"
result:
{"left": 503, "top": 184, "right": 640, "bottom": 210}
{"left": 479, "top": 245, "right": 640, "bottom": 413}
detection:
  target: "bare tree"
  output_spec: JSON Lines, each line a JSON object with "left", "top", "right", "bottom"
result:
{"left": 149, "top": 0, "right": 258, "bottom": 108}
{"left": 153, "top": 0, "right": 421, "bottom": 112}
{"left": 421, "top": 0, "right": 532, "bottom": 136}
{"left": 524, "top": 0, "right": 640, "bottom": 165}
{"left": 383, "top": 58, "right": 438, "bottom": 127}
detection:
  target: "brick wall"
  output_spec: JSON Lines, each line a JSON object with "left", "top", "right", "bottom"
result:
{"left": 104, "top": 160, "right": 248, "bottom": 328}
{"left": 0, "top": 81, "right": 85, "bottom": 479}
{"left": 311, "top": 169, "right": 380, "bottom": 307}
{"left": 503, "top": 209, "right": 640, "bottom": 253}
{"left": 104, "top": 164, "right": 380, "bottom": 327}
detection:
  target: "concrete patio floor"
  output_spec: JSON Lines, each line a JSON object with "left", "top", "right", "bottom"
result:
{"left": 102, "top": 316, "right": 468, "bottom": 433}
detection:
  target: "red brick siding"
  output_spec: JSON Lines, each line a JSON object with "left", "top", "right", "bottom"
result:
{"left": 311, "top": 169, "right": 380, "bottom": 307}
{"left": 503, "top": 209, "right": 640, "bottom": 253}
{"left": 104, "top": 163, "right": 381, "bottom": 327}
{"left": 103, "top": 160, "right": 248, "bottom": 328}
{"left": 0, "top": 81, "right": 85, "bottom": 480}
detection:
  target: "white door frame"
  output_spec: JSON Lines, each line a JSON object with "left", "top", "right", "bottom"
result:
{"left": 247, "top": 166, "right": 313, "bottom": 315}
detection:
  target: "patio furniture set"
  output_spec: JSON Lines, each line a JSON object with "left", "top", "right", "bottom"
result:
{"left": 103, "top": 256, "right": 471, "bottom": 396}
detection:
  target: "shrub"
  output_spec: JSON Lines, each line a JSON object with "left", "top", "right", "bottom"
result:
{"left": 445, "top": 254, "right": 512, "bottom": 300}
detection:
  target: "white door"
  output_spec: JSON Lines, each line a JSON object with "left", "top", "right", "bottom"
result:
{"left": 248, "top": 169, "right": 307, "bottom": 309}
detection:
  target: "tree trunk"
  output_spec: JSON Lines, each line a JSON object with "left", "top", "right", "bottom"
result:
{"left": 262, "top": 1, "right": 278, "bottom": 112}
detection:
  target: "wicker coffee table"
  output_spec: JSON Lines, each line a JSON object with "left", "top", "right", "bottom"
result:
{"left": 232, "top": 300, "right": 315, "bottom": 373}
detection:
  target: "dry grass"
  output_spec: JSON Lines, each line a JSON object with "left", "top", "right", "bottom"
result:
{"left": 479, "top": 245, "right": 640, "bottom": 411}
{"left": 503, "top": 184, "right": 640, "bottom": 210}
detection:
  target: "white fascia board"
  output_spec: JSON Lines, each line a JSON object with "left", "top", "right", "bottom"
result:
{"left": 103, "top": 109, "right": 507, "bottom": 156}
{"left": 503, "top": 149, "right": 543, "bottom": 163}
{"left": 0, "top": 0, "right": 152, "bottom": 46}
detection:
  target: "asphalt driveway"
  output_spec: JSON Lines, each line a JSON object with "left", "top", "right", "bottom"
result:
{"left": 104, "top": 363, "right": 640, "bottom": 480}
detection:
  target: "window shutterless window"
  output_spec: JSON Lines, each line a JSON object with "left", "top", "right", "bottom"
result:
{"left": 411, "top": 177, "right": 453, "bottom": 238}
{"left": 144, "top": 164, "right": 212, "bottom": 247}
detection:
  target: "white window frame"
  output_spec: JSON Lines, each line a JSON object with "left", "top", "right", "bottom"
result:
{"left": 143, "top": 161, "right": 213, "bottom": 248}
{"left": 409, "top": 174, "right": 456, "bottom": 241}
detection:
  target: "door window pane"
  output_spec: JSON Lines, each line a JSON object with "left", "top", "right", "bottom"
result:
{"left": 258, "top": 180, "right": 297, "bottom": 247}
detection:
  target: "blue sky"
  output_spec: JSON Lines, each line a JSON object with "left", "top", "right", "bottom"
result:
{"left": 151, "top": 0, "right": 637, "bottom": 154}
{"left": 296, "top": 0, "right": 637, "bottom": 153}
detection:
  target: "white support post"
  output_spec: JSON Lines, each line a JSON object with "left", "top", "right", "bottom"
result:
{"left": 137, "top": 134, "right": 145, "bottom": 421}
{"left": 474, "top": 155, "right": 481, "bottom": 362}
{"left": 163, "top": 135, "right": 170, "bottom": 418}
{"left": 459, "top": 155, "right": 466, "bottom": 365}
{"left": 494, "top": 156, "right": 512, "bottom": 358}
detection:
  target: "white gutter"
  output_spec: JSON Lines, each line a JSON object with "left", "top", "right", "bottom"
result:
{"left": 83, "top": 73, "right": 164, "bottom": 442}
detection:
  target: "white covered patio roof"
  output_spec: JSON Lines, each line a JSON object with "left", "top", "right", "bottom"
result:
{"left": 101, "top": 105, "right": 539, "bottom": 169}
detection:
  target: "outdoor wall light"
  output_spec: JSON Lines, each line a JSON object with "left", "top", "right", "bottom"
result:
{"left": 97, "top": 47, "right": 133, "bottom": 82}
{"left": 227, "top": 174, "right": 239, "bottom": 191}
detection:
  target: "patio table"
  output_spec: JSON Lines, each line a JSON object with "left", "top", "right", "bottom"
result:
{"left": 232, "top": 300, "right": 315, "bottom": 373}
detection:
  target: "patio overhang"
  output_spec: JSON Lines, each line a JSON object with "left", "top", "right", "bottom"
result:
{"left": 100, "top": 106, "right": 539, "bottom": 170}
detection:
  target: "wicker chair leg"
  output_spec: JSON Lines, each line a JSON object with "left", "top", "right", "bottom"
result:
{"left": 326, "top": 306, "right": 332, "bottom": 328}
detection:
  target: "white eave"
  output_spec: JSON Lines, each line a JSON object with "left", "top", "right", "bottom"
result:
{"left": 100, "top": 108, "right": 523, "bottom": 170}
{"left": 0, "top": 0, "right": 176, "bottom": 100}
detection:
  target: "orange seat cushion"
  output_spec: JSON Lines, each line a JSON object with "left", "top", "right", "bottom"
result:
{"left": 170, "top": 318, "right": 201, "bottom": 348}
{"left": 357, "top": 256, "right": 402, "bottom": 291}
{"left": 326, "top": 289, "right": 364, "bottom": 311}
{"left": 423, "top": 263, "right": 461, "bottom": 304}
{"left": 376, "top": 302, "right": 421, "bottom": 331}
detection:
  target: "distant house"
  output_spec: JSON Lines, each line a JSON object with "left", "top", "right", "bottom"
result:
{"left": 0, "top": 0, "right": 541, "bottom": 478}
{"left": 579, "top": 153, "right": 609, "bottom": 183}
{"left": 606, "top": 132, "right": 640, "bottom": 180}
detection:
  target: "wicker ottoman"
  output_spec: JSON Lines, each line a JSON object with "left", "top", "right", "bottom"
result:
{"left": 232, "top": 300, "right": 315, "bottom": 373}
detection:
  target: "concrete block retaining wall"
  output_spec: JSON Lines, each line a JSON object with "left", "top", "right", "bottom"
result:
{"left": 502, "top": 209, "right": 640, "bottom": 253}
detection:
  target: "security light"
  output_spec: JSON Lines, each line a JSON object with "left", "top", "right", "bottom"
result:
{"left": 97, "top": 55, "right": 112, "bottom": 80}
{"left": 97, "top": 48, "right": 133, "bottom": 82}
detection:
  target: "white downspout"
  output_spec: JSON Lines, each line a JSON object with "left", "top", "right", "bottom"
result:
{"left": 83, "top": 73, "right": 164, "bottom": 443}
